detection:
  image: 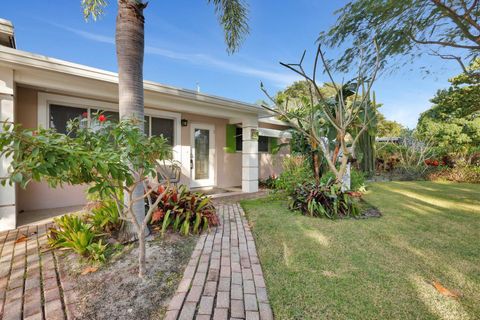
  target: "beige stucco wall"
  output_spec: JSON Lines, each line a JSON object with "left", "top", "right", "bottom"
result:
{"left": 258, "top": 138, "right": 290, "bottom": 180}
{"left": 180, "top": 112, "right": 242, "bottom": 188}
{"left": 16, "top": 86, "right": 37, "bottom": 128}
{"left": 258, "top": 122, "right": 290, "bottom": 180}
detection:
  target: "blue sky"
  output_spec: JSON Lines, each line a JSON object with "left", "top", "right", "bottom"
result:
{"left": 3, "top": 0, "right": 461, "bottom": 128}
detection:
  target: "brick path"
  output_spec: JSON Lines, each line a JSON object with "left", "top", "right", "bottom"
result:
{"left": 0, "top": 224, "right": 75, "bottom": 320}
{"left": 165, "top": 203, "right": 273, "bottom": 320}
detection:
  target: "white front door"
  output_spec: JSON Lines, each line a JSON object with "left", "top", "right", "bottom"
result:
{"left": 190, "top": 123, "right": 215, "bottom": 188}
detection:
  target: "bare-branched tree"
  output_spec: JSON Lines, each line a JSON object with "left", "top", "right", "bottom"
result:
{"left": 261, "top": 42, "right": 381, "bottom": 188}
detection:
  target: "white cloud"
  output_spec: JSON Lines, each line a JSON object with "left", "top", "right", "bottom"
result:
{"left": 51, "top": 23, "right": 299, "bottom": 87}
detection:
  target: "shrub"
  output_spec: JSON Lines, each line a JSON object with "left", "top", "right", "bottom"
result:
{"left": 275, "top": 156, "right": 313, "bottom": 194}
{"left": 149, "top": 184, "right": 219, "bottom": 236}
{"left": 259, "top": 175, "right": 278, "bottom": 189}
{"left": 320, "top": 168, "right": 366, "bottom": 191}
{"left": 288, "top": 180, "right": 360, "bottom": 219}
{"left": 426, "top": 165, "right": 480, "bottom": 183}
{"left": 376, "top": 143, "right": 401, "bottom": 172}
{"left": 48, "top": 214, "right": 107, "bottom": 262}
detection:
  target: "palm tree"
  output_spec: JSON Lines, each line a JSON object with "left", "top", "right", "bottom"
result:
{"left": 81, "top": 0, "right": 249, "bottom": 239}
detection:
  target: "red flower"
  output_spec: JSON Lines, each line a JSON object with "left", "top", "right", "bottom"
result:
{"left": 98, "top": 114, "right": 106, "bottom": 122}
{"left": 424, "top": 159, "right": 431, "bottom": 165}
{"left": 157, "top": 185, "right": 165, "bottom": 194}
{"left": 432, "top": 160, "right": 439, "bottom": 166}
{"left": 82, "top": 112, "right": 88, "bottom": 118}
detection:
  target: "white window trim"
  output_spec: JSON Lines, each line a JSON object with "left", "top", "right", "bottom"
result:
{"left": 37, "top": 92, "right": 182, "bottom": 163}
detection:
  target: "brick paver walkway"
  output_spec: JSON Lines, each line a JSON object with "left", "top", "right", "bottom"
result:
{"left": 165, "top": 203, "right": 273, "bottom": 320}
{"left": 0, "top": 224, "right": 74, "bottom": 320}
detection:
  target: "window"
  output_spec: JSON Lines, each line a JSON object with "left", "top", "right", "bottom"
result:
{"left": 48, "top": 104, "right": 176, "bottom": 146}
{"left": 235, "top": 127, "right": 243, "bottom": 152}
{"left": 49, "top": 104, "right": 87, "bottom": 134}
{"left": 258, "top": 136, "right": 269, "bottom": 152}
{"left": 234, "top": 126, "right": 273, "bottom": 153}
{"left": 151, "top": 117, "right": 174, "bottom": 146}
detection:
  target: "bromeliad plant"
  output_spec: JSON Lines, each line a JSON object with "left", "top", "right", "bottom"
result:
{"left": 148, "top": 185, "right": 218, "bottom": 236}
{"left": 0, "top": 116, "right": 173, "bottom": 277}
{"left": 88, "top": 200, "right": 122, "bottom": 234}
{"left": 48, "top": 214, "right": 108, "bottom": 263}
{"left": 288, "top": 180, "right": 359, "bottom": 219}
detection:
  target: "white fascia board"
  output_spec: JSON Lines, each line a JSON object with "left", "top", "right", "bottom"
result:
{"left": 258, "top": 127, "right": 292, "bottom": 139}
{"left": 258, "top": 116, "right": 291, "bottom": 127}
{"left": 0, "top": 46, "right": 262, "bottom": 115}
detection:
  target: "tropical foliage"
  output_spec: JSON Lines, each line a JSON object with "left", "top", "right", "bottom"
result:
{"left": 321, "top": 0, "right": 480, "bottom": 75}
{"left": 149, "top": 184, "right": 218, "bottom": 236}
{"left": 0, "top": 115, "right": 173, "bottom": 277}
{"left": 288, "top": 180, "right": 360, "bottom": 219}
{"left": 274, "top": 156, "right": 314, "bottom": 195}
{"left": 417, "top": 58, "right": 480, "bottom": 160}
{"left": 376, "top": 113, "right": 405, "bottom": 137}
{"left": 48, "top": 214, "right": 108, "bottom": 263}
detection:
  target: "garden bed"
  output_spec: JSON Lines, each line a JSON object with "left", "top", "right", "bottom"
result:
{"left": 58, "top": 233, "right": 196, "bottom": 320}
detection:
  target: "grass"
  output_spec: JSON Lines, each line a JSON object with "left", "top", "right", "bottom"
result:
{"left": 241, "top": 181, "right": 480, "bottom": 320}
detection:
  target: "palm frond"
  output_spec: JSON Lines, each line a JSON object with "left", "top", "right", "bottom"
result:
{"left": 208, "top": 0, "right": 250, "bottom": 54}
{"left": 81, "top": 0, "right": 108, "bottom": 20}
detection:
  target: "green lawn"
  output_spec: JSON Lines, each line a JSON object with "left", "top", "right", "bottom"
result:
{"left": 241, "top": 181, "right": 480, "bottom": 320}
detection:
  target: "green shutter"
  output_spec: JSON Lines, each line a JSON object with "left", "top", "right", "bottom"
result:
{"left": 269, "top": 137, "right": 278, "bottom": 154}
{"left": 225, "top": 124, "right": 236, "bottom": 153}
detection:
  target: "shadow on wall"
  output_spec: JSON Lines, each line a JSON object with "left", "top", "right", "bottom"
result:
{"left": 17, "top": 182, "right": 87, "bottom": 212}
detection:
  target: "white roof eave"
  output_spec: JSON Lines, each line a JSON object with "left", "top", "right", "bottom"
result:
{"left": 258, "top": 127, "right": 292, "bottom": 139}
{"left": 0, "top": 46, "right": 262, "bottom": 115}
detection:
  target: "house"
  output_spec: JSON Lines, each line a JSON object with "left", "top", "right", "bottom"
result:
{"left": 0, "top": 19, "right": 291, "bottom": 231}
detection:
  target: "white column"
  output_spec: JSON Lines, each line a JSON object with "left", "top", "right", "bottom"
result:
{"left": 0, "top": 67, "right": 16, "bottom": 231}
{"left": 242, "top": 118, "right": 258, "bottom": 193}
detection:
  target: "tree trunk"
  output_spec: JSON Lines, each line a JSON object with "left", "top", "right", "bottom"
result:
{"left": 312, "top": 151, "right": 320, "bottom": 183}
{"left": 138, "top": 227, "right": 146, "bottom": 278}
{"left": 116, "top": 0, "right": 148, "bottom": 240}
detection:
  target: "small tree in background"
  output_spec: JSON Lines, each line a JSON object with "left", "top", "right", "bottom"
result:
{"left": 0, "top": 116, "right": 171, "bottom": 278}
{"left": 261, "top": 42, "right": 381, "bottom": 189}
{"left": 417, "top": 58, "right": 480, "bottom": 162}
{"left": 376, "top": 113, "right": 405, "bottom": 138}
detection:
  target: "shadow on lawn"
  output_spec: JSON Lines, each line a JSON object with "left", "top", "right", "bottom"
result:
{"left": 243, "top": 182, "right": 480, "bottom": 319}
{"left": 365, "top": 182, "right": 479, "bottom": 320}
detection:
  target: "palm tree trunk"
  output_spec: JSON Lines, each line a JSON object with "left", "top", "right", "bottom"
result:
{"left": 116, "top": 0, "right": 148, "bottom": 240}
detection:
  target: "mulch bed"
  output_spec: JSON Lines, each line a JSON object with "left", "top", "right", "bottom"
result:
{"left": 59, "top": 233, "right": 196, "bottom": 320}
